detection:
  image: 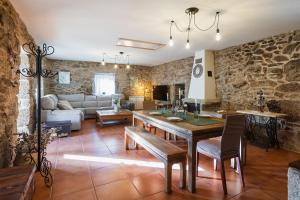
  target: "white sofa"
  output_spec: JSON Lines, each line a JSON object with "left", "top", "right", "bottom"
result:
{"left": 41, "top": 93, "right": 130, "bottom": 130}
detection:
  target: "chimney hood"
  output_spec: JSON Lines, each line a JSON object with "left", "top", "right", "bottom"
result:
{"left": 187, "top": 50, "right": 220, "bottom": 104}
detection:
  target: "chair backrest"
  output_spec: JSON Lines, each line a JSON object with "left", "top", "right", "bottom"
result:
{"left": 221, "top": 114, "right": 245, "bottom": 159}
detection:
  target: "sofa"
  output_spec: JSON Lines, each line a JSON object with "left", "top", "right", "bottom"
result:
{"left": 288, "top": 160, "right": 300, "bottom": 200}
{"left": 41, "top": 93, "right": 134, "bottom": 130}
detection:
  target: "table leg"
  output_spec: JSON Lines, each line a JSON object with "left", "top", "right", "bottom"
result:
{"left": 132, "top": 116, "right": 137, "bottom": 127}
{"left": 265, "top": 117, "right": 279, "bottom": 149}
{"left": 187, "top": 139, "right": 197, "bottom": 193}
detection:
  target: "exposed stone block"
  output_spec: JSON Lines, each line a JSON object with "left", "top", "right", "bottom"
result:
{"left": 276, "top": 82, "right": 300, "bottom": 92}
{"left": 284, "top": 59, "right": 300, "bottom": 81}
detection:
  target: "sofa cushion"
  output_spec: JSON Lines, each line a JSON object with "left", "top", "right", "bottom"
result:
{"left": 85, "top": 95, "right": 97, "bottom": 101}
{"left": 83, "top": 101, "right": 98, "bottom": 108}
{"left": 57, "top": 100, "right": 74, "bottom": 110}
{"left": 57, "top": 94, "right": 84, "bottom": 102}
{"left": 47, "top": 94, "right": 58, "bottom": 105}
{"left": 98, "top": 101, "right": 112, "bottom": 107}
{"left": 85, "top": 107, "right": 98, "bottom": 115}
{"left": 96, "top": 95, "right": 112, "bottom": 101}
{"left": 41, "top": 96, "right": 57, "bottom": 110}
{"left": 69, "top": 101, "right": 82, "bottom": 108}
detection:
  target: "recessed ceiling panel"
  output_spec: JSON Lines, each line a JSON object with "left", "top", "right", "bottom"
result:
{"left": 116, "top": 38, "right": 166, "bottom": 50}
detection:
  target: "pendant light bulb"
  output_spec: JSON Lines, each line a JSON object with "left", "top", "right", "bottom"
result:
{"left": 126, "top": 64, "right": 130, "bottom": 69}
{"left": 101, "top": 60, "right": 105, "bottom": 66}
{"left": 185, "top": 40, "right": 190, "bottom": 49}
{"left": 216, "top": 28, "right": 221, "bottom": 41}
{"left": 114, "top": 64, "right": 118, "bottom": 69}
{"left": 169, "top": 36, "right": 174, "bottom": 47}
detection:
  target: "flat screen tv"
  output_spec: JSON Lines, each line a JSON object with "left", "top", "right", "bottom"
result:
{"left": 153, "top": 85, "right": 169, "bottom": 101}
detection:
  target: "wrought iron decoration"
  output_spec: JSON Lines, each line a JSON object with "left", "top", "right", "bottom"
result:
{"left": 16, "top": 42, "right": 57, "bottom": 187}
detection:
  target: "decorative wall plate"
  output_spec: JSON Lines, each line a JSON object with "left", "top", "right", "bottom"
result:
{"left": 193, "top": 64, "right": 203, "bottom": 78}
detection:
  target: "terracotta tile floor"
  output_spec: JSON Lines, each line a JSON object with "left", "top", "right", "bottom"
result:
{"left": 33, "top": 119, "right": 300, "bottom": 200}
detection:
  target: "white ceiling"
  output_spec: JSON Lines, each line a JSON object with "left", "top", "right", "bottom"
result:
{"left": 10, "top": 0, "right": 300, "bottom": 66}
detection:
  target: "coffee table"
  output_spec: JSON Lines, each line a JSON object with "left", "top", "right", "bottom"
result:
{"left": 96, "top": 109, "right": 132, "bottom": 126}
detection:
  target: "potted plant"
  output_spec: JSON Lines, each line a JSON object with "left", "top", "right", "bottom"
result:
{"left": 113, "top": 97, "right": 120, "bottom": 112}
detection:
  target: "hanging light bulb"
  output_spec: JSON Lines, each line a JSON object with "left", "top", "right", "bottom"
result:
{"left": 216, "top": 28, "right": 221, "bottom": 41}
{"left": 185, "top": 40, "right": 190, "bottom": 49}
{"left": 114, "top": 56, "right": 118, "bottom": 69}
{"left": 101, "top": 53, "right": 106, "bottom": 65}
{"left": 169, "top": 36, "right": 174, "bottom": 47}
{"left": 126, "top": 55, "right": 130, "bottom": 69}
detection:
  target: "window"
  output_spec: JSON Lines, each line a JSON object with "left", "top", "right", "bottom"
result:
{"left": 94, "top": 73, "right": 115, "bottom": 95}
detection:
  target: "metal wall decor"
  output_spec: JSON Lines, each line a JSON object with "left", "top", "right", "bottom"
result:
{"left": 16, "top": 42, "right": 57, "bottom": 187}
{"left": 168, "top": 7, "right": 221, "bottom": 48}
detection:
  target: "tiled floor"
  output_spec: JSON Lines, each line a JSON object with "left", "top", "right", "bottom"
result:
{"left": 33, "top": 119, "right": 300, "bottom": 200}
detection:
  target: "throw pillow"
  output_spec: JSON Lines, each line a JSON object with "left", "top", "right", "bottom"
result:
{"left": 57, "top": 100, "right": 73, "bottom": 110}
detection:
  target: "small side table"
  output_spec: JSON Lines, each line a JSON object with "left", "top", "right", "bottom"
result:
{"left": 44, "top": 120, "right": 72, "bottom": 137}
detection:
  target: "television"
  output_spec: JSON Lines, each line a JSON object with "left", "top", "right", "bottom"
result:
{"left": 153, "top": 85, "right": 169, "bottom": 101}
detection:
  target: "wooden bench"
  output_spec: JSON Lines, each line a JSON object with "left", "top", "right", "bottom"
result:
{"left": 0, "top": 165, "right": 36, "bottom": 200}
{"left": 124, "top": 126, "right": 187, "bottom": 193}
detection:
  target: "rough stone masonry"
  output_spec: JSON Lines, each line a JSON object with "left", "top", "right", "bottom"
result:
{"left": 214, "top": 30, "right": 300, "bottom": 152}
{"left": 0, "top": 0, "right": 34, "bottom": 167}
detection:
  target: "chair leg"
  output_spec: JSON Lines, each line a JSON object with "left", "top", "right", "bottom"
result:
{"left": 196, "top": 152, "right": 200, "bottom": 177}
{"left": 236, "top": 157, "right": 245, "bottom": 187}
{"left": 164, "top": 163, "right": 172, "bottom": 193}
{"left": 220, "top": 160, "right": 228, "bottom": 195}
{"left": 213, "top": 159, "right": 218, "bottom": 171}
{"left": 180, "top": 159, "right": 186, "bottom": 189}
{"left": 153, "top": 127, "right": 157, "bottom": 135}
{"left": 164, "top": 131, "right": 167, "bottom": 140}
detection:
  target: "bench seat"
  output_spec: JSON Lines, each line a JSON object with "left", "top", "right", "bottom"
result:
{"left": 124, "top": 126, "right": 186, "bottom": 193}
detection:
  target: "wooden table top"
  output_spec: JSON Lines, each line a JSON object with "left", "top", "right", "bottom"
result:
{"left": 133, "top": 110, "right": 224, "bottom": 135}
{"left": 96, "top": 109, "right": 132, "bottom": 117}
{"left": 0, "top": 165, "right": 36, "bottom": 200}
{"left": 236, "top": 110, "right": 287, "bottom": 118}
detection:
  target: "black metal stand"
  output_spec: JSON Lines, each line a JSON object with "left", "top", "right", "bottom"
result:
{"left": 16, "top": 42, "right": 57, "bottom": 187}
{"left": 245, "top": 114, "right": 280, "bottom": 151}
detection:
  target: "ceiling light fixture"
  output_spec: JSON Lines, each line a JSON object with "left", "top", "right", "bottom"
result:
{"left": 100, "top": 51, "right": 130, "bottom": 69}
{"left": 169, "top": 8, "right": 221, "bottom": 49}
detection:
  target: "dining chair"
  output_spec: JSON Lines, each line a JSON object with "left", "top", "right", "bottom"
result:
{"left": 196, "top": 114, "right": 246, "bottom": 195}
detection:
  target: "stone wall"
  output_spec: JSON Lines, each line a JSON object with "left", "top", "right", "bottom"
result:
{"left": 150, "top": 57, "right": 194, "bottom": 101}
{"left": 0, "top": 0, "right": 34, "bottom": 167}
{"left": 214, "top": 30, "right": 300, "bottom": 152}
{"left": 43, "top": 59, "right": 152, "bottom": 100}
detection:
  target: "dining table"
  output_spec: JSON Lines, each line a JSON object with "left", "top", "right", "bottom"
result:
{"left": 132, "top": 110, "right": 225, "bottom": 193}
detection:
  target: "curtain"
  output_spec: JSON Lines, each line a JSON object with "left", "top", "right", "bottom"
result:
{"left": 94, "top": 73, "right": 115, "bottom": 95}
